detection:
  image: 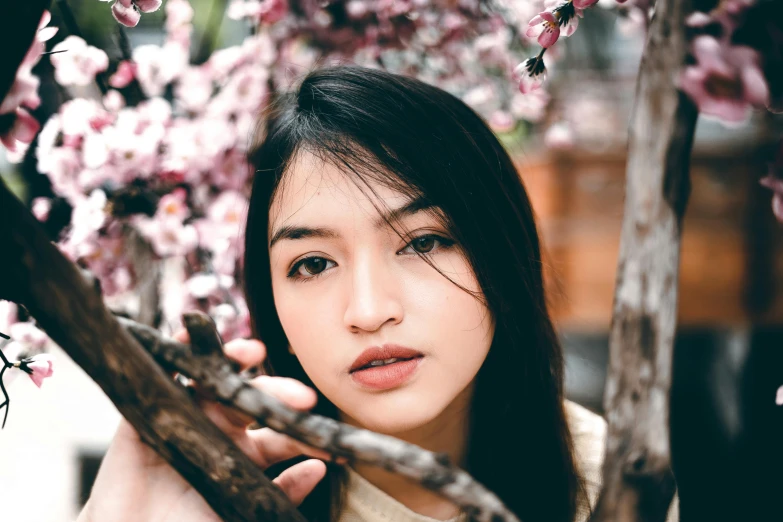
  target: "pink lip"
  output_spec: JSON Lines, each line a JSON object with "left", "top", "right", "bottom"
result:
{"left": 350, "top": 357, "right": 424, "bottom": 390}
{"left": 349, "top": 344, "right": 423, "bottom": 373}
{"left": 349, "top": 344, "right": 424, "bottom": 391}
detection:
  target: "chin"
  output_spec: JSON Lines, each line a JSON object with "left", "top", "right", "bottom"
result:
{"left": 344, "top": 395, "right": 446, "bottom": 436}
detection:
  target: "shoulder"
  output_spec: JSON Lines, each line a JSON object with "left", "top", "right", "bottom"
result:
{"left": 563, "top": 399, "right": 606, "bottom": 486}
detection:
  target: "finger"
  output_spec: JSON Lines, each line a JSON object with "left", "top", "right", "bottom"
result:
{"left": 254, "top": 375, "right": 317, "bottom": 410}
{"left": 272, "top": 459, "right": 327, "bottom": 506}
{"left": 198, "top": 375, "right": 318, "bottom": 433}
{"left": 200, "top": 401, "right": 329, "bottom": 468}
{"left": 245, "top": 426, "right": 345, "bottom": 467}
{"left": 173, "top": 329, "right": 189, "bottom": 343}
{"left": 223, "top": 338, "right": 266, "bottom": 373}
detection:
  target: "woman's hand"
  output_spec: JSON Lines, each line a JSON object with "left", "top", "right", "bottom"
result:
{"left": 78, "top": 331, "right": 332, "bottom": 522}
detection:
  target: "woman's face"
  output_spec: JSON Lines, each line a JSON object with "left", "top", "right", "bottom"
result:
{"left": 268, "top": 149, "right": 494, "bottom": 435}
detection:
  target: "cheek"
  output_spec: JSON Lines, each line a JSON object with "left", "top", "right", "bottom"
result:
{"left": 401, "top": 255, "right": 493, "bottom": 383}
{"left": 273, "top": 284, "right": 345, "bottom": 388}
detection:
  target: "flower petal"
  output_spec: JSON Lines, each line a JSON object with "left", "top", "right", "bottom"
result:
{"left": 112, "top": 1, "right": 141, "bottom": 27}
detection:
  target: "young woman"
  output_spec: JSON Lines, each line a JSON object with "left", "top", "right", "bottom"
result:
{"left": 78, "top": 65, "right": 610, "bottom": 522}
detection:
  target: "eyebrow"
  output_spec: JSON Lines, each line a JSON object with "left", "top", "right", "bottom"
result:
{"left": 269, "top": 195, "right": 434, "bottom": 248}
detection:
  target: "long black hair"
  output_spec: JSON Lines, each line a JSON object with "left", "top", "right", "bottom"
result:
{"left": 243, "top": 64, "right": 588, "bottom": 522}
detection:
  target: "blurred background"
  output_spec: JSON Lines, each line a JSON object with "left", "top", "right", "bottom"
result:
{"left": 1, "top": 0, "right": 781, "bottom": 520}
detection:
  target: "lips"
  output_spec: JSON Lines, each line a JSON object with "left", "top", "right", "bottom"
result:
{"left": 349, "top": 345, "right": 424, "bottom": 373}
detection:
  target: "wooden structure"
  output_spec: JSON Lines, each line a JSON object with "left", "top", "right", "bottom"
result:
{"left": 518, "top": 145, "right": 782, "bottom": 330}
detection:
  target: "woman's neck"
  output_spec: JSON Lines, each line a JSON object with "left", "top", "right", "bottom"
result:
{"left": 340, "top": 382, "right": 474, "bottom": 520}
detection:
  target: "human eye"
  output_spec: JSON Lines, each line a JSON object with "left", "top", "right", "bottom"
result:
{"left": 287, "top": 256, "right": 336, "bottom": 281}
{"left": 398, "top": 233, "right": 455, "bottom": 256}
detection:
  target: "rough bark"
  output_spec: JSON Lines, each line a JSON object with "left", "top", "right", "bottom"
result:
{"left": 589, "top": 0, "right": 699, "bottom": 521}
{"left": 0, "top": 178, "right": 307, "bottom": 522}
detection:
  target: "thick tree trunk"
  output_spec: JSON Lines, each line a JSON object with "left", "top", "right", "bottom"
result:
{"left": 590, "top": 0, "right": 698, "bottom": 520}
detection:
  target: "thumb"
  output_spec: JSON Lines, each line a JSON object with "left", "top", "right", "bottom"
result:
{"left": 272, "top": 459, "right": 328, "bottom": 506}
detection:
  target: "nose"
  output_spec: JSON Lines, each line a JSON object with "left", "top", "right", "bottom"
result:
{"left": 343, "top": 253, "right": 404, "bottom": 333}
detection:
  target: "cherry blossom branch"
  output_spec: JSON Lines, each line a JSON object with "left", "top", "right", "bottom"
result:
{"left": 589, "top": 0, "right": 698, "bottom": 520}
{"left": 0, "top": 176, "right": 307, "bottom": 522}
{"left": 116, "top": 312, "right": 521, "bottom": 522}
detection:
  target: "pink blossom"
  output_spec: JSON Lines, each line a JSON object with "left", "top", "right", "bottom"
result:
{"left": 21, "top": 354, "right": 54, "bottom": 388}
{"left": 760, "top": 175, "right": 783, "bottom": 222}
{"left": 133, "top": 43, "right": 189, "bottom": 97}
{"left": 346, "top": 0, "right": 368, "bottom": 19}
{"left": 679, "top": 36, "right": 770, "bottom": 126}
{"left": 165, "top": 0, "right": 195, "bottom": 46}
{"left": 0, "top": 11, "right": 56, "bottom": 153}
{"left": 50, "top": 36, "right": 110, "bottom": 87}
{"left": 488, "top": 110, "right": 515, "bottom": 133}
{"left": 617, "top": 6, "right": 647, "bottom": 37}
{"left": 206, "top": 190, "right": 248, "bottom": 237}
{"left": 511, "top": 89, "right": 550, "bottom": 122}
{"left": 208, "top": 64, "right": 269, "bottom": 115}
{"left": 9, "top": 322, "right": 48, "bottom": 351}
{"left": 133, "top": 195, "right": 199, "bottom": 257}
{"left": 103, "top": 90, "right": 126, "bottom": 112}
{"left": 111, "top": 1, "right": 141, "bottom": 27}
{"left": 759, "top": 141, "right": 783, "bottom": 222}
{"left": 175, "top": 67, "right": 214, "bottom": 111}
{"left": 134, "top": 0, "right": 163, "bottom": 13}
{"left": 514, "top": 56, "right": 547, "bottom": 94}
{"left": 0, "top": 301, "right": 17, "bottom": 334}
{"left": 685, "top": 11, "right": 713, "bottom": 29}
{"left": 59, "top": 99, "right": 110, "bottom": 137}
{"left": 137, "top": 219, "right": 199, "bottom": 257}
{"left": 31, "top": 197, "right": 51, "bottom": 222}
{"left": 544, "top": 122, "right": 574, "bottom": 150}
{"left": 185, "top": 272, "right": 234, "bottom": 299}
{"left": 68, "top": 190, "right": 108, "bottom": 246}
{"left": 158, "top": 189, "right": 190, "bottom": 222}
{"left": 0, "top": 108, "right": 40, "bottom": 153}
{"left": 211, "top": 300, "right": 250, "bottom": 341}
{"left": 109, "top": 60, "right": 137, "bottom": 88}
{"left": 206, "top": 46, "right": 246, "bottom": 78}
{"left": 0, "top": 72, "right": 39, "bottom": 115}
{"left": 526, "top": 11, "right": 560, "bottom": 48}
{"left": 82, "top": 133, "right": 110, "bottom": 169}
{"left": 572, "top": 0, "right": 599, "bottom": 8}
{"left": 560, "top": 8, "right": 583, "bottom": 37}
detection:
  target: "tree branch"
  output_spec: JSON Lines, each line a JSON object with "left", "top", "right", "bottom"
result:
{"left": 590, "top": 0, "right": 698, "bottom": 520}
{"left": 116, "top": 312, "right": 521, "bottom": 522}
{"left": 0, "top": 177, "right": 306, "bottom": 522}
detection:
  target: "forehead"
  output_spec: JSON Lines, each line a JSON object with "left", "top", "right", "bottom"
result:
{"left": 268, "top": 148, "right": 409, "bottom": 231}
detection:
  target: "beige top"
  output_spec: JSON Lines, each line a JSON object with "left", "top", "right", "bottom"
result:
{"left": 339, "top": 400, "right": 679, "bottom": 522}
